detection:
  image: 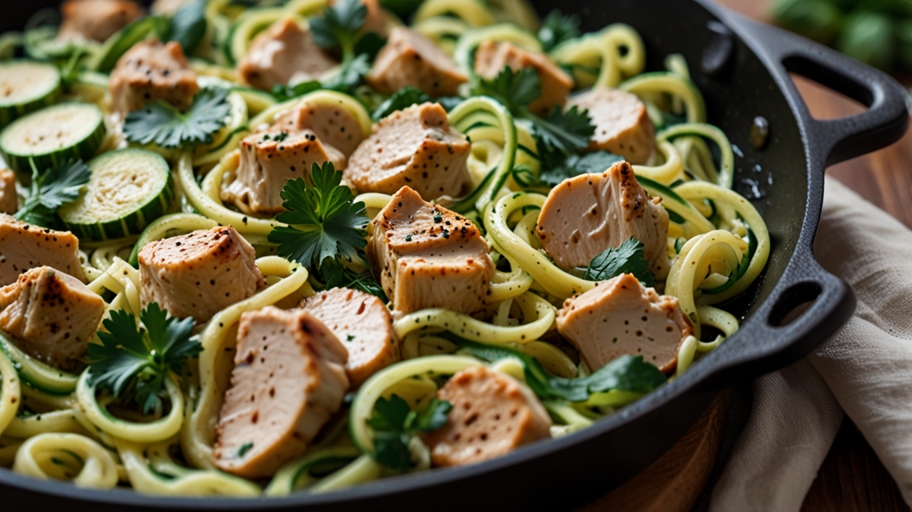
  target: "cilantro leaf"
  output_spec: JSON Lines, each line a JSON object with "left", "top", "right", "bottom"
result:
{"left": 319, "top": 258, "right": 387, "bottom": 301}
{"left": 448, "top": 336, "right": 666, "bottom": 403}
{"left": 86, "top": 303, "right": 201, "bottom": 414}
{"left": 581, "top": 238, "right": 655, "bottom": 287}
{"left": 532, "top": 105, "right": 595, "bottom": 154}
{"left": 123, "top": 87, "right": 232, "bottom": 149}
{"left": 268, "top": 162, "right": 369, "bottom": 271}
{"left": 538, "top": 10, "right": 580, "bottom": 52}
{"left": 369, "top": 395, "right": 452, "bottom": 470}
{"left": 322, "top": 53, "right": 370, "bottom": 94}
{"left": 167, "top": 0, "right": 207, "bottom": 55}
{"left": 470, "top": 66, "right": 540, "bottom": 112}
{"left": 372, "top": 86, "right": 430, "bottom": 121}
{"left": 310, "top": 0, "right": 368, "bottom": 62}
{"left": 538, "top": 151, "right": 624, "bottom": 187}
{"left": 15, "top": 159, "right": 90, "bottom": 227}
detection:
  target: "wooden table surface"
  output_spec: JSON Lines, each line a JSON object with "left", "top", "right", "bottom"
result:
{"left": 717, "top": 1, "right": 912, "bottom": 510}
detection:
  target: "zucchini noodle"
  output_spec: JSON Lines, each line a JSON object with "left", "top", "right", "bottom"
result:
{"left": 12, "top": 433, "right": 119, "bottom": 488}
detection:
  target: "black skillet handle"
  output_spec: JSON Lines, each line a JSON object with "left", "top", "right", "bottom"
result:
{"left": 716, "top": 10, "right": 910, "bottom": 167}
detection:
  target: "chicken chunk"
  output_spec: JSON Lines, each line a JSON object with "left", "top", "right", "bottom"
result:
{"left": 367, "top": 27, "right": 468, "bottom": 97}
{"left": 0, "top": 266, "right": 105, "bottom": 371}
{"left": 214, "top": 306, "right": 349, "bottom": 479}
{"left": 368, "top": 186, "right": 494, "bottom": 317}
{"left": 345, "top": 103, "right": 471, "bottom": 200}
{"left": 567, "top": 88, "right": 655, "bottom": 164}
{"left": 423, "top": 366, "right": 551, "bottom": 467}
{"left": 474, "top": 41, "right": 573, "bottom": 117}
{"left": 0, "top": 169, "right": 16, "bottom": 214}
{"left": 220, "top": 107, "right": 350, "bottom": 216}
{"left": 56, "top": 0, "right": 145, "bottom": 43}
{"left": 557, "top": 273, "right": 691, "bottom": 374}
{"left": 109, "top": 40, "right": 200, "bottom": 117}
{"left": 302, "top": 287, "right": 398, "bottom": 387}
{"left": 537, "top": 161, "right": 670, "bottom": 279}
{"left": 138, "top": 226, "right": 263, "bottom": 323}
{"left": 238, "top": 18, "right": 338, "bottom": 92}
{"left": 0, "top": 214, "right": 84, "bottom": 286}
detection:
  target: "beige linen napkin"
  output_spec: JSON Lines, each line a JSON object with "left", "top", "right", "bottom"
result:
{"left": 710, "top": 177, "right": 912, "bottom": 510}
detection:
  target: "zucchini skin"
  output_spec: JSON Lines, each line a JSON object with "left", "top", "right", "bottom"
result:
{"left": 0, "top": 103, "right": 106, "bottom": 175}
{"left": 0, "top": 61, "right": 62, "bottom": 129}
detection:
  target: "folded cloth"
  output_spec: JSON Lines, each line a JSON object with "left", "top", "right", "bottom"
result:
{"left": 710, "top": 177, "right": 912, "bottom": 511}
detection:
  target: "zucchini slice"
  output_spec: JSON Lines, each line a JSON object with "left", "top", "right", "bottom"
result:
{"left": 0, "top": 329, "right": 78, "bottom": 396}
{"left": 0, "top": 60, "right": 61, "bottom": 128}
{"left": 60, "top": 149, "right": 175, "bottom": 241}
{"left": 0, "top": 102, "right": 106, "bottom": 174}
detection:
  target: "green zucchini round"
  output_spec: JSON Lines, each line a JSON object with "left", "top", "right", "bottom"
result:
{"left": 59, "top": 149, "right": 175, "bottom": 241}
{"left": 0, "top": 102, "right": 106, "bottom": 174}
{"left": 0, "top": 60, "right": 61, "bottom": 128}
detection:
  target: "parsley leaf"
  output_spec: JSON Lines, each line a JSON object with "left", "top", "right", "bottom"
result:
{"left": 86, "top": 302, "right": 201, "bottom": 415}
{"left": 581, "top": 238, "right": 655, "bottom": 287}
{"left": 310, "top": 0, "right": 368, "bottom": 62}
{"left": 15, "top": 159, "right": 90, "bottom": 227}
{"left": 470, "top": 66, "right": 594, "bottom": 156}
{"left": 167, "top": 0, "right": 207, "bottom": 55}
{"left": 369, "top": 395, "right": 452, "bottom": 470}
{"left": 268, "top": 162, "right": 369, "bottom": 271}
{"left": 319, "top": 258, "right": 387, "bottom": 301}
{"left": 538, "top": 151, "right": 624, "bottom": 187}
{"left": 538, "top": 10, "right": 580, "bottom": 52}
{"left": 448, "top": 336, "right": 666, "bottom": 403}
{"left": 371, "top": 86, "right": 430, "bottom": 121}
{"left": 123, "top": 87, "right": 232, "bottom": 149}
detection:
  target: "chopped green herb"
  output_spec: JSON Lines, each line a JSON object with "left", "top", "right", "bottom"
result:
{"left": 273, "top": 131, "right": 289, "bottom": 143}
{"left": 237, "top": 442, "right": 254, "bottom": 458}
{"left": 310, "top": 0, "right": 368, "bottom": 62}
{"left": 580, "top": 237, "right": 655, "bottom": 287}
{"left": 369, "top": 394, "right": 452, "bottom": 470}
{"left": 347, "top": 334, "right": 356, "bottom": 341}
{"left": 15, "top": 159, "right": 90, "bottom": 228}
{"left": 537, "top": 151, "right": 624, "bottom": 187}
{"left": 372, "top": 86, "right": 430, "bottom": 121}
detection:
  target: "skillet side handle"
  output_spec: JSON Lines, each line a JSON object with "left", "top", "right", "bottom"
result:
{"left": 717, "top": 11, "right": 910, "bottom": 167}
{"left": 714, "top": 251, "right": 856, "bottom": 382}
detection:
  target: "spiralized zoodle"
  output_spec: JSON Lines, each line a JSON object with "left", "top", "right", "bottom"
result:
{"left": 0, "top": 0, "right": 770, "bottom": 497}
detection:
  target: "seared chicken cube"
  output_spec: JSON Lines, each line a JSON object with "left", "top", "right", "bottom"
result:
{"left": 0, "top": 266, "right": 105, "bottom": 371}
{"left": 345, "top": 102, "right": 471, "bottom": 200}
{"left": 109, "top": 40, "right": 200, "bottom": 117}
{"left": 238, "top": 18, "right": 338, "bottom": 92}
{"left": 56, "top": 0, "right": 145, "bottom": 43}
{"left": 537, "top": 161, "right": 670, "bottom": 279}
{"left": 222, "top": 127, "right": 346, "bottom": 216}
{"left": 423, "top": 366, "right": 551, "bottom": 467}
{"left": 557, "top": 273, "right": 691, "bottom": 374}
{"left": 368, "top": 186, "right": 494, "bottom": 317}
{"left": 0, "top": 214, "right": 85, "bottom": 286}
{"left": 302, "top": 287, "right": 398, "bottom": 387}
{"left": 214, "top": 306, "right": 349, "bottom": 479}
{"left": 0, "top": 169, "right": 16, "bottom": 214}
{"left": 567, "top": 88, "right": 655, "bottom": 164}
{"left": 474, "top": 41, "right": 573, "bottom": 117}
{"left": 287, "top": 101, "right": 366, "bottom": 158}
{"left": 330, "top": 0, "right": 388, "bottom": 36}
{"left": 138, "top": 226, "right": 263, "bottom": 323}
{"left": 367, "top": 27, "right": 468, "bottom": 97}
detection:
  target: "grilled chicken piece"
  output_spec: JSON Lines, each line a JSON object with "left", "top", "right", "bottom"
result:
{"left": 302, "top": 287, "right": 398, "bottom": 387}
{"left": 138, "top": 226, "right": 263, "bottom": 323}
{"left": 423, "top": 366, "right": 551, "bottom": 467}
{"left": 557, "top": 273, "right": 691, "bottom": 374}
{"left": 567, "top": 88, "right": 655, "bottom": 164}
{"left": 345, "top": 103, "right": 471, "bottom": 200}
{"left": 214, "top": 306, "right": 349, "bottom": 479}
{"left": 109, "top": 40, "right": 200, "bottom": 117}
{"left": 0, "top": 215, "right": 84, "bottom": 286}
{"left": 221, "top": 102, "right": 364, "bottom": 216}
{"left": 0, "top": 266, "right": 104, "bottom": 371}
{"left": 474, "top": 41, "right": 573, "bottom": 117}
{"left": 368, "top": 186, "right": 494, "bottom": 317}
{"left": 537, "top": 161, "right": 670, "bottom": 279}
{"left": 56, "top": 0, "right": 145, "bottom": 43}
{"left": 0, "top": 169, "right": 16, "bottom": 214}
{"left": 367, "top": 27, "right": 468, "bottom": 97}
{"left": 238, "top": 18, "right": 338, "bottom": 92}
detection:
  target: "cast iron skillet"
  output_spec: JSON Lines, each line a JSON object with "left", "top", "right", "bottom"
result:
{"left": 2, "top": 0, "right": 909, "bottom": 510}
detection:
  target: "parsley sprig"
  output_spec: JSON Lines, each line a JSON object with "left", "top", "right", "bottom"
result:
{"left": 470, "top": 66, "right": 594, "bottom": 156}
{"left": 310, "top": 0, "right": 369, "bottom": 63}
{"left": 538, "top": 10, "right": 581, "bottom": 52}
{"left": 15, "top": 159, "right": 90, "bottom": 227}
{"left": 369, "top": 394, "right": 452, "bottom": 470}
{"left": 268, "top": 162, "right": 369, "bottom": 271}
{"left": 580, "top": 237, "right": 655, "bottom": 287}
{"left": 86, "top": 303, "right": 201, "bottom": 414}
{"left": 123, "top": 87, "right": 232, "bottom": 149}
